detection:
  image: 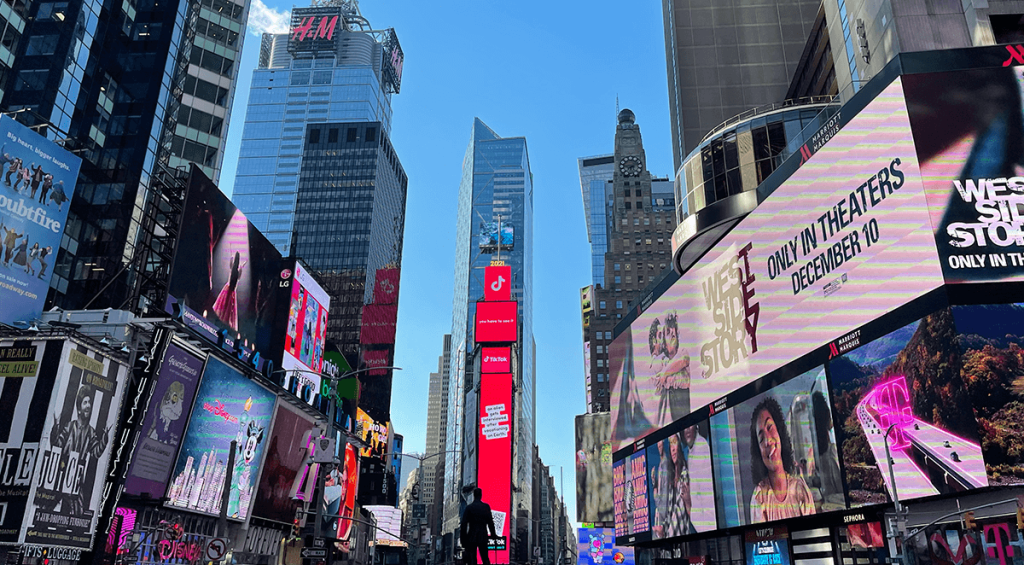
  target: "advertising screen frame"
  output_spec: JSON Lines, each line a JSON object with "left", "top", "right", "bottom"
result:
{"left": 478, "top": 372, "right": 513, "bottom": 564}
{"left": 278, "top": 260, "right": 331, "bottom": 404}
{"left": 250, "top": 401, "right": 319, "bottom": 524}
{"left": 475, "top": 301, "right": 518, "bottom": 344}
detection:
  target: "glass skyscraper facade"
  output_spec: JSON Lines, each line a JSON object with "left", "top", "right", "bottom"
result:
{"left": 443, "top": 118, "right": 534, "bottom": 557}
{"left": 578, "top": 155, "right": 614, "bottom": 286}
{"left": 233, "top": 11, "right": 396, "bottom": 255}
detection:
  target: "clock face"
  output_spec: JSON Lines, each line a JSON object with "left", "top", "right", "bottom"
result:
{"left": 619, "top": 155, "right": 642, "bottom": 177}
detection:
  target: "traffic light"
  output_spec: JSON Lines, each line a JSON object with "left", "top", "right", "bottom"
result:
{"left": 38, "top": 547, "right": 48, "bottom": 565}
{"left": 963, "top": 511, "right": 977, "bottom": 530}
{"left": 292, "top": 518, "right": 301, "bottom": 539}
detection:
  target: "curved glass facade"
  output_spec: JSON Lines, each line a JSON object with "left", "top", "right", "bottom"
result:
{"left": 675, "top": 104, "right": 833, "bottom": 224}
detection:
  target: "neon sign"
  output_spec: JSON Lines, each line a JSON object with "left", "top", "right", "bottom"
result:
{"left": 867, "top": 376, "right": 913, "bottom": 449}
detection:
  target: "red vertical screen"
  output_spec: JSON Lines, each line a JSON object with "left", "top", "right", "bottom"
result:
{"left": 478, "top": 372, "right": 513, "bottom": 564}
{"left": 484, "top": 265, "right": 512, "bottom": 302}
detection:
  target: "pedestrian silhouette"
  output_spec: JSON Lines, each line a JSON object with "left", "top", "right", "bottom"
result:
{"left": 461, "top": 487, "right": 497, "bottom": 565}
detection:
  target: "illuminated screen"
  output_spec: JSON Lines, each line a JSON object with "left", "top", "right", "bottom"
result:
{"left": 610, "top": 78, "right": 944, "bottom": 452}
{"left": 829, "top": 308, "right": 987, "bottom": 506}
{"left": 475, "top": 302, "right": 518, "bottom": 344}
{"left": 360, "top": 304, "right": 399, "bottom": 345}
{"left": 647, "top": 420, "right": 716, "bottom": 537}
{"left": 576, "top": 413, "right": 612, "bottom": 524}
{"left": 165, "top": 357, "right": 277, "bottom": 520}
{"left": 478, "top": 222, "right": 514, "bottom": 252}
{"left": 613, "top": 449, "right": 650, "bottom": 541}
{"left": 165, "top": 168, "right": 282, "bottom": 356}
{"left": 710, "top": 366, "right": 845, "bottom": 527}
{"left": 481, "top": 347, "right": 511, "bottom": 373}
{"left": 576, "top": 528, "right": 634, "bottom": 565}
{"left": 251, "top": 403, "right": 318, "bottom": 523}
{"left": 356, "top": 408, "right": 389, "bottom": 459}
{"left": 324, "top": 442, "right": 359, "bottom": 541}
{"left": 281, "top": 261, "right": 330, "bottom": 400}
{"left": 745, "top": 527, "right": 790, "bottom": 565}
{"left": 478, "top": 372, "right": 513, "bottom": 564}
{"left": 485, "top": 265, "right": 512, "bottom": 302}
{"left": 846, "top": 522, "right": 885, "bottom": 549}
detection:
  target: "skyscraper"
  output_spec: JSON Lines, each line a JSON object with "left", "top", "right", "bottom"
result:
{"left": 579, "top": 110, "right": 677, "bottom": 413}
{"left": 231, "top": 3, "right": 406, "bottom": 422}
{"left": 442, "top": 118, "right": 534, "bottom": 561}
{"left": 424, "top": 334, "right": 451, "bottom": 539}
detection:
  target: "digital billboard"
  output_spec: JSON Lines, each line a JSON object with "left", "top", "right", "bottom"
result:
{"left": 647, "top": 419, "right": 715, "bottom": 536}
{"left": 478, "top": 372, "right": 513, "bottom": 564}
{"left": 164, "top": 168, "right": 282, "bottom": 361}
{"left": 478, "top": 222, "right": 513, "bottom": 252}
{"left": 581, "top": 286, "right": 593, "bottom": 333}
{"left": 124, "top": 341, "right": 205, "bottom": 497}
{"left": 357, "top": 408, "right": 389, "bottom": 459}
{"left": 744, "top": 526, "right": 791, "bottom": 565}
{"left": 251, "top": 402, "right": 318, "bottom": 524}
{"left": 575, "top": 413, "right": 613, "bottom": 523}
{"left": 830, "top": 308, "right": 987, "bottom": 506}
{"left": 481, "top": 347, "right": 511, "bottom": 374}
{"left": 360, "top": 304, "right": 399, "bottom": 345}
{"left": 577, "top": 528, "right": 634, "bottom": 565}
{"left": 165, "top": 357, "right": 277, "bottom": 520}
{"left": 279, "top": 260, "right": 330, "bottom": 402}
{"left": 23, "top": 342, "right": 128, "bottom": 548}
{"left": 475, "top": 301, "right": 518, "bottom": 344}
{"left": 613, "top": 449, "right": 649, "bottom": 541}
{"left": 711, "top": 365, "right": 845, "bottom": 527}
{"left": 485, "top": 265, "right": 512, "bottom": 302}
{"left": 611, "top": 77, "right": 945, "bottom": 452}
{"left": 324, "top": 442, "right": 359, "bottom": 542}
{"left": 0, "top": 116, "right": 82, "bottom": 326}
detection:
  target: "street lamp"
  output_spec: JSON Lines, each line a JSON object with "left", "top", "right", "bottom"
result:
{"left": 882, "top": 423, "right": 907, "bottom": 544}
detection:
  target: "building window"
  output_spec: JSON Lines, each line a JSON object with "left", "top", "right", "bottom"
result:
{"left": 614, "top": 276, "right": 621, "bottom": 284}
{"left": 599, "top": 301, "right": 606, "bottom": 310}
{"left": 347, "top": 128, "right": 357, "bottom": 142}
{"left": 613, "top": 263, "right": 620, "bottom": 271}
{"left": 616, "top": 300, "right": 623, "bottom": 309}
{"left": 625, "top": 202, "right": 631, "bottom": 210}
{"left": 635, "top": 189, "right": 642, "bottom": 197}
{"left": 308, "top": 128, "right": 320, "bottom": 143}
{"left": 328, "top": 128, "right": 339, "bottom": 143}
{"left": 644, "top": 218, "right": 650, "bottom": 225}
{"left": 634, "top": 218, "right": 639, "bottom": 225}
{"left": 366, "top": 127, "right": 377, "bottom": 142}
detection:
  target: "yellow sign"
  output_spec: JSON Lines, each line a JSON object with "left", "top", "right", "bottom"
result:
{"left": 68, "top": 349, "right": 105, "bottom": 374}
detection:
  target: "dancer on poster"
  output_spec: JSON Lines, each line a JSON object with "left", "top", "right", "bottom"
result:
{"left": 212, "top": 251, "right": 246, "bottom": 331}
{"left": 47, "top": 385, "right": 111, "bottom": 515}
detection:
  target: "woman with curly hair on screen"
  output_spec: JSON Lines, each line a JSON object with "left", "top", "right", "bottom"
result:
{"left": 749, "top": 396, "right": 816, "bottom": 523}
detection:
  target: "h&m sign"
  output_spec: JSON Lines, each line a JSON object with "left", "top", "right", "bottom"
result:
{"left": 291, "top": 15, "right": 338, "bottom": 42}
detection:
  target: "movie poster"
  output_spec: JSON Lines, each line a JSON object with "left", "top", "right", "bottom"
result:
{"left": 251, "top": 403, "right": 318, "bottom": 523}
{"left": 575, "top": 413, "right": 612, "bottom": 524}
{"left": 950, "top": 302, "right": 1024, "bottom": 486}
{"left": 124, "top": 341, "right": 205, "bottom": 497}
{"left": 0, "top": 340, "right": 65, "bottom": 543}
{"left": 323, "top": 443, "right": 359, "bottom": 542}
{"left": 0, "top": 116, "right": 82, "bottom": 326}
{"left": 165, "top": 357, "right": 276, "bottom": 520}
{"left": 711, "top": 366, "right": 844, "bottom": 528}
{"left": 24, "top": 343, "right": 128, "bottom": 548}
{"left": 745, "top": 526, "right": 791, "bottom": 565}
{"left": 829, "top": 309, "right": 987, "bottom": 506}
{"left": 647, "top": 419, "right": 716, "bottom": 537}
{"left": 904, "top": 66, "right": 1024, "bottom": 284}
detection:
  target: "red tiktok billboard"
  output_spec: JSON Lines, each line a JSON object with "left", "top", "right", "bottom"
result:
{"left": 476, "top": 265, "right": 515, "bottom": 564}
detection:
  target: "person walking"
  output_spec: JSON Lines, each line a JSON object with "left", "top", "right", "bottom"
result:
{"left": 460, "top": 487, "right": 497, "bottom": 565}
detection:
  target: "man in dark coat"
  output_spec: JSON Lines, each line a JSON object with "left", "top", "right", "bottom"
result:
{"left": 460, "top": 487, "right": 497, "bottom": 565}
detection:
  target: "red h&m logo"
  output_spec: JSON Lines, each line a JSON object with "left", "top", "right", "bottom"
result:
{"left": 291, "top": 15, "right": 339, "bottom": 41}
{"left": 1003, "top": 45, "right": 1024, "bottom": 67}
{"left": 799, "top": 144, "right": 813, "bottom": 165}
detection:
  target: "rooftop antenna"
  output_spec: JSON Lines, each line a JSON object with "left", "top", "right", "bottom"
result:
{"left": 616, "top": 95, "right": 620, "bottom": 124}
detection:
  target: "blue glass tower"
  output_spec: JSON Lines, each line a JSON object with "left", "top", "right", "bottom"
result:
{"left": 443, "top": 118, "right": 534, "bottom": 559}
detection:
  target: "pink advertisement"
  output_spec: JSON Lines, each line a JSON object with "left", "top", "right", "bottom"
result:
{"left": 611, "top": 79, "right": 945, "bottom": 451}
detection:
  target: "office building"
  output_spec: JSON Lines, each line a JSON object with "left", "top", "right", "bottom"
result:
{"left": 424, "top": 334, "right": 451, "bottom": 539}
{"left": 580, "top": 110, "right": 677, "bottom": 413}
{"left": 441, "top": 118, "right": 534, "bottom": 562}
{"left": 662, "top": 0, "right": 820, "bottom": 170}
{"left": 232, "top": 3, "right": 407, "bottom": 423}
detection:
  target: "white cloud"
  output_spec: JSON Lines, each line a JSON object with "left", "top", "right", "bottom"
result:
{"left": 246, "top": 0, "right": 290, "bottom": 36}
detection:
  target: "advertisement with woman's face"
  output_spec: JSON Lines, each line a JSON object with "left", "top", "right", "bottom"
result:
{"left": 646, "top": 419, "right": 716, "bottom": 539}
{"left": 710, "top": 366, "right": 845, "bottom": 527}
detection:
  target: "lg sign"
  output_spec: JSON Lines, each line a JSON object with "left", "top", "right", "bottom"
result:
{"left": 475, "top": 302, "right": 517, "bottom": 344}
{"left": 481, "top": 347, "right": 511, "bottom": 373}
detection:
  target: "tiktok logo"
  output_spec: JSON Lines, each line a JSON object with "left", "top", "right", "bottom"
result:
{"left": 491, "top": 276, "right": 505, "bottom": 292}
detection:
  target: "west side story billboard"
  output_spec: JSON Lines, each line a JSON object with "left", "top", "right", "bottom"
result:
{"left": 0, "top": 339, "right": 128, "bottom": 548}
{"left": 0, "top": 116, "right": 82, "bottom": 326}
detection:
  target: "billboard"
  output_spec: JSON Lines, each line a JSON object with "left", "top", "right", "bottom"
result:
{"left": 324, "top": 442, "right": 359, "bottom": 542}
{"left": 610, "top": 77, "right": 945, "bottom": 452}
{"left": 165, "top": 357, "right": 276, "bottom": 520}
{"left": 360, "top": 304, "right": 399, "bottom": 345}
{"left": 0, "top": 116, "right": 82, "bottom": 326}
{"left": 581, "top": 286, "right": 593, "bottom": 334}
{"left": 365, "top": 506, "right": 403, "bottom": 543}
{"left": 124, "top": 341, "right": 205, "bottom": 497}
{"left": 485, "top": 265, "right": 512, "bottom": 302}
{"left": 577, "top": 528, "right": 634, "bottom": 565}
{"left": 648, "top": 419, "right": 715, "bottom": 536}
{"left": 710, "top": 366, "right": 844, "bottom": 527}
{"left": 279, "top": 260, "right": 330, "bottom": 402}
{"left": 372, "top": 268, "right": 400, "bottom": 305}
{"left": 164, "top": 168, "right": 282, "bottom": 360}
{"left": 830, "top": 307, "right": 986, "bottom": 506}
{"left": 613, "top": 449, "right": 649, "bottom": 541}
{"left": 478, "top": 222, "right": 513, "bottom": 252}
{"left": 475, "top": 301, "right": 518, "bottom": 344}
{"left": 357, "top": 408, "right": 389, "bottom": 459}
{"left": 575, "top": 413, "right": 612, "bottom": 523}
{"left": 251, "top": 402, "right": 318, "bottom": 523}
{"left": 478, "top": 372, "right": 513, "bottom": 564}
{"left": 481, "top": 347, "right": 511, "bottom": 374}
{"left": 744, "top": 526, "right": 791, "bottom": 565}
{"left": 23, "top": 342, "right": 128, "bottom": 548}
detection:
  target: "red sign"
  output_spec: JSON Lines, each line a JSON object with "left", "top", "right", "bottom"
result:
{"left": 475, "top": 301, "right": 517, "bottom": 344}
{"left": 484, "top": 265, "right": 512, "bottom": 302}
{"left": 373, "top": 268, "right": 400, "bottom": 305}
{"left": 478, "top": 372, "right": 513, "bottom": 565}
{"left": 359, "top": 304, "right": 398, "bottom": 345}
{"left": 361, "top": 349, "right": 391, "bottom": 376}
{"left": 291, "top": 15, "right": 338, "bottom": 41}
{"left": 481, "top": 347, "right": 511, "bottom": 374}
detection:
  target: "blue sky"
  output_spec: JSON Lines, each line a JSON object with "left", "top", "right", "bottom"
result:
{"left": 219, "top": 0, "right": 674, "bottom": 524}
